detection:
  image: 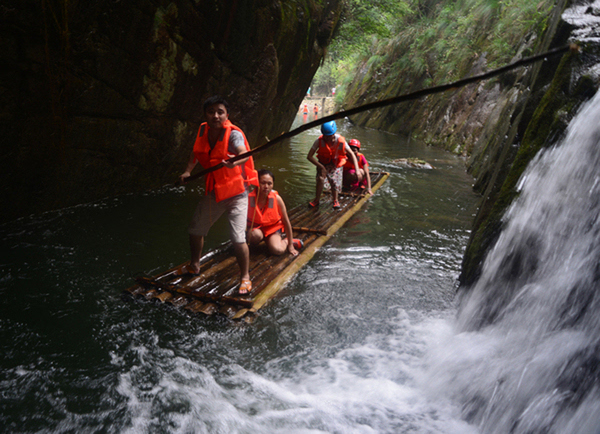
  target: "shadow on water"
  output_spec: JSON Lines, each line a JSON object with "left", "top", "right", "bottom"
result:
{"left": 0, "top": 115, "right": 480, "bottom": 432}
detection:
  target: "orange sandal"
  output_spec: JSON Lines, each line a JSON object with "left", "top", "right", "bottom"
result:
{"left": 239, "top": 279, "right": 252, "bottom": 295}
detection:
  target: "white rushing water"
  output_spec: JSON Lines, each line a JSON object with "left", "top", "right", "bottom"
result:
{"left": 431, "top": 90, "right": 600, "bottom": 432}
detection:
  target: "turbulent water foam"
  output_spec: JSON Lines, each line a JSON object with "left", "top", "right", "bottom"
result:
{"left": 563, "top": 0, "right": 600, "bottom": 44}
{"left": 436, "top": 90, "right": 600, "bottom": 432}
{"left": 113, "top": 312, "right": 476, "bottom": 434}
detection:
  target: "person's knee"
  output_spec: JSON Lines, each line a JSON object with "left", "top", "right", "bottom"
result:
{"left": 265, "top": 234, "right": 285, "bottom": 255}
{"left": 268, "top": 243, "right": 286, "bottom": 256}
{"left": 248, "top": 229, "right": 263, "bottom": 245}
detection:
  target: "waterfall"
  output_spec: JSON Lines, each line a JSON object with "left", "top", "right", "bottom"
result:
{"left": 428, "top": 91, "right": 600, "bottom": 433}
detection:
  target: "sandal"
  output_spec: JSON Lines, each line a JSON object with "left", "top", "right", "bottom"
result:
{"left": 332, "top": 200, "right": 341, "bottom": 209}
{"left": 239, "top": 279, "right": 252, "bottom": 295}
{"left": 292, "top": 239, "right": 304, "bottom": 250}
{"left": 309, "top": 200, "right": 320, "bottom": 208}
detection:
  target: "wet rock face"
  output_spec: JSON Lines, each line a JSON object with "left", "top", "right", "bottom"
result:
{"left": 0, "top": 0, "right": 342, "bottom": 222}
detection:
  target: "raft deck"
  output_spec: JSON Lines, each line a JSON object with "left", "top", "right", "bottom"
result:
{"left": 125, "top": 171, "right": 390, "bottom": 321}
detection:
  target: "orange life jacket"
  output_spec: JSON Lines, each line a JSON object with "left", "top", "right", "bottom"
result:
{"left": 247, "top": 190, "right": 284, "bottom": 237}
{"left": 344, "top": 152, "right": 367, "bottom": 170}
{"left": 316, "top": 134, "right": 347, "bottom": 167}
{"left": 193, "top": 120, "right": 258, "bottom": 202}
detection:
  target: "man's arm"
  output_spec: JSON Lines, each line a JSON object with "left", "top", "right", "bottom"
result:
{"left": 307, "top": 142, "right": 326, "bottom": 176}
{"left": 277, "top": 195, "right": 298, "bottom": 255}
{"left": 223, "top": 130, "right": 250, "bottom": 168}
{"left": 179, "top": 151, "right": 199, "bottom": 184}
{"left": 364, "top": 162, "right": 372, "bottom": 194}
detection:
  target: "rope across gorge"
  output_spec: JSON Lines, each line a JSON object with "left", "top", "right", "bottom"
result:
{"left": 179, "top": 44, "right": 578, "bottom": 185}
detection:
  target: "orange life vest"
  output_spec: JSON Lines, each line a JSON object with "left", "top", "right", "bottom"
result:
{"left": 344, "top": 152, "right": 367, "bottom": 170}
{"left": 316, "top": 134, "right": 347, "bottom": 167}
{"left": 247, "top": 190, "right": 284, "bottom": 237}
{"left": 193, "top": 120, "right": 258, "bottom": 202}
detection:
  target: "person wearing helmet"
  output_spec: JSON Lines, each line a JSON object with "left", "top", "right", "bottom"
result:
{"left": 307, "top": 121, "right": 361, "bottom": 209}
{"left": 343, "top": 139, "right": 372, "bottom": 195}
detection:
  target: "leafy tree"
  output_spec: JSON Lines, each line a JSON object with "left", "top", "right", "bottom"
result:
{"left": 310, "top": 0, "right": 411, "bottom": 97}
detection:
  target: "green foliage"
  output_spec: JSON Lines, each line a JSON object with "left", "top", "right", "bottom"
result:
{"left": 310, "top": 0, "right": 411, "bottom": 96}
{"left": 314, "top": 0, "right": 555, "bottom": 101}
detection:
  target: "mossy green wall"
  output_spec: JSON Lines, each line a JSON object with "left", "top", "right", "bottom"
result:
{"left": 339, "top": 0, "right": 600, "bottom": 288}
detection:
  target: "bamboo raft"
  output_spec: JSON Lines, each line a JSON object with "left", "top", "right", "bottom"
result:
{"left": 124, "top": 171, "right": 390, "bottom": 321}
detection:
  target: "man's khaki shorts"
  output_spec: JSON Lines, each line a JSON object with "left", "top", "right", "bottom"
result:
{"left": 188, "top": 190, "right": 248, "bottom": 244}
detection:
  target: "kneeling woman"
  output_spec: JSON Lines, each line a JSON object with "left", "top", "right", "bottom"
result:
{"left": 247, "top": 169, "right": 302, "bottom": 256}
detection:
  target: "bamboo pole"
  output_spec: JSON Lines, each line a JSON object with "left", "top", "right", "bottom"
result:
{"left": 292, "top": 206, "right": 336, "bottom": 231}
{"left": 194, "top": 303, "right": 219, "bottom": 315}
{"left": 178, "top": 256, "right": 237, "bottom": 290}
{"left": 292, "top": 227, "right": 328, "bottom": 235}
{"left": 125, "top": 285, "right": 146, "bottom": 296}
{"left": 152, "top": 291, "right": 174, "bottom": 303}
{"left": 184, "top": 300, "right": 204, "bottom": 313}
{"left": 166, "top": 295, "right": 190, "bottom": 308}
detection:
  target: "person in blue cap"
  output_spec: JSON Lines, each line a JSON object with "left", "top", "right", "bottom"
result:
{"left": 307, "top": 121, "right": 361, "bottom": 209}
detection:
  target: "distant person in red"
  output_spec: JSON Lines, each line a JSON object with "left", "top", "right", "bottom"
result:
{"left": 313, "top": 104, "right": 319, "bottom": 118}
{"left": 247, "top": 169, "right": 302, "bottom": 256}
{"left": 302, "top": 104, "right": 308, "bottom": 115}
{"left": 343, "top": 139, "right": 372, "bottom": 195}
{"left": 178, "top": 96, "right": 258, "bottom": 295}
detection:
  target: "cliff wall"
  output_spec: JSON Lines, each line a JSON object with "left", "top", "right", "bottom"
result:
{"left": 341, "top": 0, "right": 600, "bottom": 288}
{"left": 0, "top": 0, "right": 343, "bottom": 222}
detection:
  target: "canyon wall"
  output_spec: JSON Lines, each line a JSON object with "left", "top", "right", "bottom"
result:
{"left": 341, "top": 0, "right": 600, "bottom": 287}
{"left": 0, "top": 0, "right": 343, "bottom": 222}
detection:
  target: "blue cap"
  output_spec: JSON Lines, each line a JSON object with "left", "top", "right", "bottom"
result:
{"left": 321, "top": 121, "right": 337, "bottom": 136}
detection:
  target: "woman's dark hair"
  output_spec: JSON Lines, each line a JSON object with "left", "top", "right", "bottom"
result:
{"left": 203, "top": 95, "right": 230, "bottom": 113}
{"left": 257, "top": 169, "right": 275, "bottom": 182}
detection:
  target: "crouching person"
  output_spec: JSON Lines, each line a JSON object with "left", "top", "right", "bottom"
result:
{"left": 247, "top": 169, "right": 303, "bottom": 256}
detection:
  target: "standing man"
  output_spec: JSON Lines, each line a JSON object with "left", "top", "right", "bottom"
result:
{"left": 179, "top": 96, "right": 258, "bottom": 295}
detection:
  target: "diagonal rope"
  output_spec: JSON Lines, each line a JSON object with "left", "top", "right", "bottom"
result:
{"left": 178, "top": 44, "right": 577, "bottom": 185}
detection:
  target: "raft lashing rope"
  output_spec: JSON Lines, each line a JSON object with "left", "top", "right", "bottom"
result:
{"left": 178, "top": 44, "right": 578, "bottom": 186}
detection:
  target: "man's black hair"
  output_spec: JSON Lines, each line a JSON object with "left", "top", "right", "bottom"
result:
{"left": 203, "top": 95, "right": 230, "bottom": 113}
{"left": 257, "top": 169, "right": 275, "bottom": 182}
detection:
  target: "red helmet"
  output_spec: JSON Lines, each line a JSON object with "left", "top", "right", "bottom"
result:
{"left": 349, "top": 139, "right": 361, "bottom": 149}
